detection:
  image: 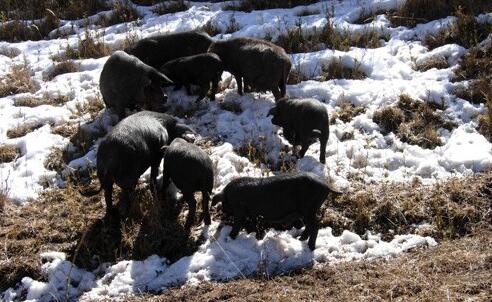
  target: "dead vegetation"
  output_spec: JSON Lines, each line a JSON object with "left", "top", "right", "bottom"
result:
{"left": 13, "top": 94, "right": 69, "bottom": 107}
{"left": 0, "top": 46, "right": 20, "bottom": 58}
{"left": 52, "top": 29, "right": 111, "bottom": 61}
{"left": 423, "top": 7, "right": 492, "bottom": 50}
{"left": 72, "top": 95, "right": 105, "bottom": 119}
{"left": 127, "top": 228, "right": 492, "bottom": 302}
{"left": 390, "top": 0, "right": 492, "bottom": 28}
{"left": 296, "top": 7, "right": 320, "bottom": 17}
{"left": 224, "top": 0, "right": 319, "bottom": 12}
{"left": 373, "top": 94, "right": 456, "bottom": 149}
{"left": 0, "top": 63, "right": 36, "bottom": 98}
{"left": 0, "top": 144, "right": 20, "bottom": 163}
{"left": 331, "top": 99, "right": 366, "bottom": 123}
{"left": 44, "top": 60, "right": 79, "bottom": 81}
{"left": 97, "top": 1, "right": 141, "bottom": 27}
{"left": 414, "top": 55, "right": 449, "bottom": 72}
{"left": 6, "top": 122, "right": 47, "bottom": 139}
{"left": 455, "top": 40, "right": 492, "bottom": 82}
{"left": 319, "top": 58, "right": 367, "bottom": 80}
{"left": 199, "top": 20, "right": 222, "bottom": 37}
{"left": 153, "top": 0, "right": 189, "bottom": 15}
{"left": 273, "top": 19, "right": 383, "bottom": 54}
{"left": 0, "top": 10, "right": 60, "bottom": 42}
{"left": 44, "top": 147, "right": 66, "bottom": 174}
{"left": 1, "top": 165, "right": 490, "bottom": 295}
{"left": 0, "top": 0, "right": 107, "bottom": 20}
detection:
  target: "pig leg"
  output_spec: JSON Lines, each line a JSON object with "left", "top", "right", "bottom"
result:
{"left": 272, "top": 86, "right": 282, "bottom": 100}
{"left": 279, "top": 77, "right": 287, "bottom": 98}
{"left": 299, "top": 141, "right": 309, "bottom": 158}
{"left": 150, "top": 160, "right": 160, "bottom": 197}
{"left": 201, "top": 191, "right": 212, "bottom": 225}
{"left": 229, "top": 209, "right": 246, "bottom": 239}
{"left": 185, "top": 85, "right": 192, "bottom": 95}
{"left": 103, "top": 182, "right": 114, "bottom": 214}
{"left": 209, "top": 77, "right": 219, "bottom": 101}
{"left": 234, "top": 74, "right": 243, "bottom": 95}
{"left": 184, "top": 192, "right": 197, "bottom": 229}
{"left": 319, "top": 131, "right": 328, "bottom": 164}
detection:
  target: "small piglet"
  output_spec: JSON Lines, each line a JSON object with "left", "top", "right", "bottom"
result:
{"left": 268, "top": 98, "right": 329, "bottom": 163}
{"left": 212, "top": 172, "right": 341, "bottom": 250}
{"left": 81, "top": 111, "right": 194, "bottom": 217}
{"left": 162, "top": 138, "right": 214, "bottom": 228}
{"left": 160, "top": 53, "right": 224, "bottom": 102}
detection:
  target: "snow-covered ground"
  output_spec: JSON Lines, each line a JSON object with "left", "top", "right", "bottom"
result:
{"left": 1, "top": 0, "right": 491, "bottom": 300}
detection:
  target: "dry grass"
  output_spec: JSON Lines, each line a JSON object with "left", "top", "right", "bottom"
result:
{"left": 414, "top": 55, "right": 449, "bottom": 72}
{"left": 225, "top": 14, "right": 240, "bottom": 34}
{"left": 373, "top": 94, "right": 456, "bottom": 149}
{"left": 100, "top": 1, "right": 141, "bottom": 27}
{"left": 44, "top": 60, "right": 79, "bottom": 81}
{"left": 199, "top": 20, "right": 222, "bottom": 37}
{"left": 224, "top": 0, "right": 318, "bottom": 12}
{"left": 13, "top": 94, "right": 69, "bottom": 107}
{"left": 236, "top": 139, "right": 271, "bottom": 170}
{"left": 455, "top": 78, "right": 492, "bottom": 104}
{"left": 124, "top": 171, "right": 492, "bottom": 302}
{"left": 0, "top": 46, "right": 20, "bottom": 58}
{"left": 44, "top": 147, "right": 66, "bottom": 174}
{"left": 51, "top": 123, "right": 79, "bottom": 138}
{"left": 153, "top": 0, "right": 189, "bottom": 15}
{"left": 331, "top": 99, "right": 366, "bottom": 123}
{"left": 0, "top": 63, "right": 36, "bottom": 98}
{"left": 72, "top": 95, "right": 105, "bottom": 119}
{"left": 6, "top": 122, "right": 45, "bottom": 139}
{"left": 423, "top": 8, "right": 492, "bottom": 50}
{"left": 454, "top": 40, "right": 492, "bottom": 82}
{"left": 124, "top": 229, "right": 492, "bottom": 302}
{"left": 477, "top": 94, "right": 492, "bottom": 142}
{"left": 0, "top": 144, "right": 20, "bottom": 163}
{"left": 274, "top": 20, "right": 383, "bottom": 54}
{"left": 1, "top": 169, "right": 490, "bottom": 295}
{"left": 319, "top": 58, "right": 367, "bottom": 80}
{"left": 390, "top": 0, "right": 492, "bottom": 28}
{"left": 53, "top": 29, "right": 111, "bottom": 61}
{"left": 0, "top": 0, "right": 107, "bottom": 20}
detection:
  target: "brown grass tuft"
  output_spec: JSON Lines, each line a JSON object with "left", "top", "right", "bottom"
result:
{"left": 320, "top": 58, "right": 366, "bottom": 80}
{"left": 6, "top": 122, "right": 45, "bottom": 139}
{"left": 52, "top": 123, "right": 79, "bottom": 138}
{"left": 0, "top": 144, "right": 20, "bottom": 163}
{"left": 53, "top": 29, "right": 110, "bottom": 61}
{"left": 455, "top": 40, "right": 492, "bottom": 81}
{"left": 104, "top": 1, "right": 141, "bottom": 26}
{"left": 44, "top": 60, "right": 79, "bottom": 81}
{"left": 44, "top": 147, "right": 66, "bottom": 174}
{"left": 423, "top": 8, "right": 492, "bottom": 50}
{"left": 455, "top": 78, "right": 492, "bottom": 104}
{"left": 332, "top": 99, "right": 367, "bottom": 123}
{"left": 153, "top": 0, "right": 189, "bottom": 15}
{"left": 0, "top": 63, "right": 36, "bottom": 98}
{"left": 72, "top": 95, "right": 105, "bottom": 119}
{"left": 0, "top": 46, "right": 20, "bottom": 58}
{"left": 477, "top": 93, "right": 492, "bottom": 141}
{"left": 199, "top": 20, "right": 222, "bottom": 37}
{"left": 414, "top": 55, "right": 449, "bottom": 71}
{"left": 13, "top": 94, "right": 69, "bottom": 107}
{"left": 373, "top": 94, "right": 456, "bottom": 149}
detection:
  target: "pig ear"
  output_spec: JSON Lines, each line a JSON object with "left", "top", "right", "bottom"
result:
{"left": 327, "top": 182, "right": 344, "bottom": 196}
{"left": 267, "top": 106, "right": 276, "bottom": 117}
{"left": 150, "top": 69, "right": 173, "bottom": 87}
{"left": 211, "top": 192, "right": 224, "bottom": 206}
{"left": 161, "top": 145, "right": 169, "bottom": 155}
